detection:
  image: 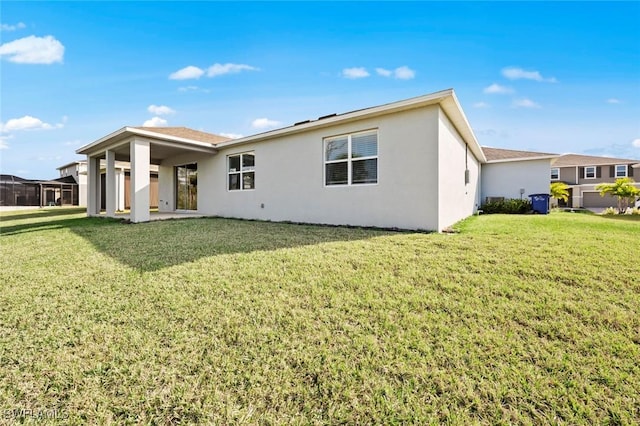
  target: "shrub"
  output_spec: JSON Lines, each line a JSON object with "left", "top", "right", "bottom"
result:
{"left": 602, "top": 207, "right": 617, "bottom": 215}
{"left": 481, "top": 198, "right": 531, "bottom": 214}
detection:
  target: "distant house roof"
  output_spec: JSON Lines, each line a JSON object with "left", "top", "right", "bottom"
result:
{"left": 482, "top": 147, "right": 558, "bottom": 163}
{"left": 131, "top": 127, "right": 231, "bottom": 145}
{"left": 553, "top": 154, "right": 639, "bottom": 167}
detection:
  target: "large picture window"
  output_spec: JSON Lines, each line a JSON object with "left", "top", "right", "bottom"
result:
{"left": 324, "top": 130, "right": 378, "bottom": 186}
{"left": 228, "top": 152, "right": 255, "bottom": 191}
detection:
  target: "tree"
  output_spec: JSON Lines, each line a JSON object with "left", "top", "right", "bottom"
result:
{"left": 596, "top": 177, "right": 640, "bottom": 213}
{"left": 550, "top": 182, "right": 569, "bottom": 205}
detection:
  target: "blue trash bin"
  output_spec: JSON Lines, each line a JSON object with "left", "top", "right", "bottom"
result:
{"left": 529, "top": 193, "right": 550, "bottom": 214}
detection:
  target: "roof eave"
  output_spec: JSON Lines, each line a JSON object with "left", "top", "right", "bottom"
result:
{"left": 486, "top": 155, "right": 560, "bottom": 164}
{"left": 76, "top": 126, "right": 218, "bottom": 156}
{"left": 213, "top": 89, "right": 487, "bottom": 163}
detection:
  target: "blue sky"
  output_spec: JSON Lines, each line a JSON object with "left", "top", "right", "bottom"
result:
{"left": 1, "top": 1, "right": 639, "bottom": 179}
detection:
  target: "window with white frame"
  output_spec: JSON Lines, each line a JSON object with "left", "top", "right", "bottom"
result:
{"left": 615, "top": 164, "right": 627, "bottom": 178}
{"left": 324, "top": 130, "right": 378, "bottom": 186}
{"left": 550, "top": 168, "right": 559, "bottom": 180}
{"left": 584, "top": 166, "right": 596, "bottom": 179}
{"left": 228, "top": 152, "right": 255, "bottom": 191}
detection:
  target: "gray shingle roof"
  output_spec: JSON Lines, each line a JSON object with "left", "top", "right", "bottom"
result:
{"left": 133, "top": 127, "right": 231, "bottom": 145}
{"left": 553, "top": 153, "right": 639, "bottom": 167}
{"left": 482, "top": 147, "right": 557, "bottom": 162}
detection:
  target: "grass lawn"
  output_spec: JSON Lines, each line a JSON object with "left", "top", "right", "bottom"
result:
{"left": 0, "top": 208, "right": 638, "bottom": 424}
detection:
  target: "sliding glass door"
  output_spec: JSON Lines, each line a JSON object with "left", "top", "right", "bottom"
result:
{"left": 176, "top": 163, "right": 197, "bottom": 210}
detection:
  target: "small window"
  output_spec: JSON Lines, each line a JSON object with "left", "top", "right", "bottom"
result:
{"left": 228, "top": 152, "right": 255, "bottom": 191}
{"left": 324, "top": 130, "right": 378, "bottom": 186}
{"left": 615, "top": 164, "right": 627, "bottom": 178}
{"left": 550, "top": 168, "right": 559, "bottom": 180}
{"left": 584, "top": 166, "right": 596, "bottom": 179}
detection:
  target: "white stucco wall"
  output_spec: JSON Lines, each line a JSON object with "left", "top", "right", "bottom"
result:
{"left": 158, "top": 152, "right": 214, "bottom": 213}
{"left": 204, "top": 106, "right": 441, "bottom": 230}
{"left": 154, "top": 104, "right": 483, "bottom": 231}
{"left": 437, "top": 109, "right": 481, "bottom": 230}
{"left": 481, "top": 159, "right": 551, "bottom": 204}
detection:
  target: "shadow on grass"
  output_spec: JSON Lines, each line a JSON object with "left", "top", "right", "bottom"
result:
{"left": 0, "top": 207, "right": 86, "bottom": 222}
{"left": 2, "top": 211, "right": 399, "bottom": 272}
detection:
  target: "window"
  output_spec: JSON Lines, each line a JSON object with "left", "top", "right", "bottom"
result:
{"left": 324, "top": 130, "right": 378, "bottom": 186}
{"left": 551, "top": 168, "right": 559, "bottom": 180}
{"left": 615, "top": 164, "right": 628, "bottom": 178}
{"left": 228, "top": 152, "right": 255, "bottom": 191}
{"left": 584, "top": 166, "right": 596, "bottom": 179}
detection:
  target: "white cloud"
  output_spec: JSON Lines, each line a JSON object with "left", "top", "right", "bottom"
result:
{"left": 1, "top": 115, "right": 62, "bottom": 132}
{"left": 501, "top": 67, "right": 557, "bottom": 83}
{"left": 1, "top": 22, "right": 26, "bottom": 32}
{"left": 512, "top": 98, "right": 541, "bottom": 109}
{"left": 169, "top": 65, "right": 204, "bottom": 80}
{"left": 394, "top": 66, "right": 415, "bottom": 80}
{"left": 0, "top": 134, "right": 12, "bottom": 149}
{"left": 147, "top": 104, "right": 175, "bottom": 115}
{"left": 376, "top": 68, "right": 392, "bottom": 77}
{"left": 606, "top": 98, "right": 621, "bottom": 104}
{"left": 142, "top": 116, "right": 168, "bottom": 127}
{"left": 219, "top": 132, "right": 243, "bottom": 139}
{"left": 632, "top": 139, "right": 640, "bottom": 148}
{"left": 473, "top": 102, "right": 490, "bottom": 108}
{"left": 251, "top": 118, "right": 281, "bottom": 130}
{"left": 207, "top": 63, "right": 259, "bottom": 77}
{"left": 342, "top": 67, "right": 370, "bottom": 79}
{"left": 178, "top": 85, "right": 210, "bottom": 93}
{"left": 0, "top": 35, "right": 64, "bottom": 64}
{"left": 483, "top": 83, "right": 514, "bottom": 94}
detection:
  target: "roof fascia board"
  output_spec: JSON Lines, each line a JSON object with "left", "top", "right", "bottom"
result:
{"left": 439, "top": 93, "right": 487, "bottom": 163}
{"left": 486, "top": 155, "right": 560, "bottom": 164}
{"left": 77, "top": 127, "right": 218, "bottom": 156}
{"left": 215, "top": 89, "right": 458, "bottom": 149}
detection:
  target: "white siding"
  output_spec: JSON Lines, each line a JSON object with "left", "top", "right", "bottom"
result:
{"left": 158, "top": 152, "right": 214, "bottom": 212}
{"left": 199, "top": 106, "right": 442, "bottom": 230}
{"left": 437, "top": 109, "right": 481, "bottom": 230}
{"left": 481, "top": 159, "right": 551, "bottom": 203}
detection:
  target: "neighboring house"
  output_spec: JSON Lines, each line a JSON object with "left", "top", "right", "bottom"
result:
{"left": 0, "top": 174, "right": 78, "bottom": 207}
{"left": 481, "top": 147, "right": 559, "bottom": 203}
{"left": 76, "top": 89, "right": 553, "bottom": 231}
{"left": 550, "top": 154, "right": 640, "bottom": 208}
{"left": 57, "top": 160, "right": 159, "bottom": 210}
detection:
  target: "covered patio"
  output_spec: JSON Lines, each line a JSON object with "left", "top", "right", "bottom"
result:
{"left": 77, "top": 127, "right": 229, "bottom": 222}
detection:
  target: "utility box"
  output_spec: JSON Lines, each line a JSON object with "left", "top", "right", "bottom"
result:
{"left": 529, "top": 193, "right": 550, "bottom": 214}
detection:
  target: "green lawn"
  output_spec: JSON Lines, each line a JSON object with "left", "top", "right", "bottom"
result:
{"left": 1, "top": 208, "right": 638, "bottom": 424}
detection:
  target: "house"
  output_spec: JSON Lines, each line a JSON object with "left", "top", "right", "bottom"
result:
{"left": 481, "top": 147, "right": 559, "bottom": 203}
{"left": 76, "top": 89, "right": 555, "bottom": 231}
{"left": 0, "top": 174, "right": 78, "bottom": 208}
{"left": 550, "top": 154, "right": 640, "bottom": 208}
{"left": 57, "top": 160, "right": 160, "bottom": 210}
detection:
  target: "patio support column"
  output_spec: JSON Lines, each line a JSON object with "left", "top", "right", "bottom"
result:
{"left": 130, "top": 138, "right": 150, "bottom": 223}
{"left": 105, "top": 150, "right": 116, "bottom": 217}
{"left": 87, "top": 155, "right": 100, "bottom": 216}
{"left": 116, "top": 168, "right": 125, "bottom": 211}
